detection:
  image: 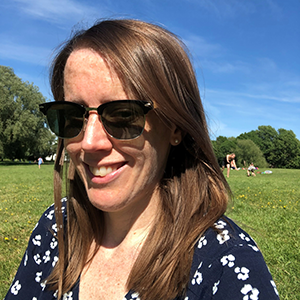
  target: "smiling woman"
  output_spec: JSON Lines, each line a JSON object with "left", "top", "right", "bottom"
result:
{"left": 4, "top": 19, "right": 279, "bottom": 300}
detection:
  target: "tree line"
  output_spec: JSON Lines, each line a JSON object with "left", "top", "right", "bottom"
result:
{"left": 1, "top": 65, "right": 300, "bottom": 168}
{"left": 0, "top": 65, "right": 55, "bottom": 161}
{"left": 212, "top": 126, "right": 300, "bottom": 169}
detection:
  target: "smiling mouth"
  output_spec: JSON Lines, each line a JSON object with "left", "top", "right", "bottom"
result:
{"left": 89, "top": 165, "right": 118, "bottom": 177}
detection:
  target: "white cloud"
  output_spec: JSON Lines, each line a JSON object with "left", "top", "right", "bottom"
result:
{"left": 12, "top": 0, "right": 105, "bottom": 24}
{"left": 207, "top": 88, "right": 300, "bottom": 105}
{"left": 256, "top": 57, "right": 278, "bottom": 71}
{"left": 0, "top": 41, "right": 51, "bottom": 66}
{"left": 183, "top": 35, "right": 223, "bottom": 58}
{"left": 201, "top": 60, "right": 250, "bottom": 74}
{"left": 203, "top": 86, "right": 300, "bottom": 139}
{"left": 186, "top": 0, "right": 282, "bottom": 19}
{"left": 186, "top": 0, "right": 256, "bottom": 18}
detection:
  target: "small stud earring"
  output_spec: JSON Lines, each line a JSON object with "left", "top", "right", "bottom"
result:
{"left": 174, "top": 139, "right": 179, "bottom": 144}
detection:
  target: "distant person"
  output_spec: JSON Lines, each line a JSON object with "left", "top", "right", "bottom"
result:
{"left": 230, "top": 160, "right": 240, "bottom": 170}
{"left": 222, "top": 153, "right": 238, "bottom": 178}
{"left": 247, "top": 163, "right": 257, "bottom": 177}
{"left": 37, "top": 157, "right": 43, "bottom": 169}
{"left": 5, "top": 19, "right": 279, "bottom": 300}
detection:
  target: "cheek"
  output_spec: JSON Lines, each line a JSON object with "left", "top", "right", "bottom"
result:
{"left": 143, "top": 127, "right": 172, "bottom": 175}
{"left": 147, "top": 117, "right": 172, "bottom": 153}
{"left": 64, "top": 138, "right": 82, "bottom": 160}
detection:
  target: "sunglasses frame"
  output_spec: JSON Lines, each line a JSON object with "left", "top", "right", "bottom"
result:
{"left": 39, "top": 100, "right": 153, "bottom": 140}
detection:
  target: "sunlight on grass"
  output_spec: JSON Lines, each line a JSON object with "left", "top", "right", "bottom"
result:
{"left": 0, "top": 164, "right": 54, "bottom": 297}
{"left": 226, "top": 168, "right": 300, "bottom": 300}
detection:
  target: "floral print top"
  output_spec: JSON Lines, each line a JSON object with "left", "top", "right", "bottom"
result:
{"left": 5, "top": 199, "right": 280, "bottom": 300}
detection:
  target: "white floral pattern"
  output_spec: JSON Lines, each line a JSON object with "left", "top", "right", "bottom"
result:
{"left": 32, "top": 235, "right": 42, "bottom": 246}
{"left": 197, "top": 236, "right": 207, "bottom": 249}
{"left": 216, "top": 229, "right": 230, "bottom": 244}
{"left": 4, "top": 203, "right": 280, "bottom": 300}
{"left": 52, "top": 255, "right": 59, "bottom": 267}
{"left": 24, "top": 250, "right": 28, "bottom": 266}
{"left": 241, "top": 284, "right": 259, "bottom": 300}
{"left": 62, "top": 291, "right": 73, "bottom": 300}
{"left": 212, "top": 280, "right": 220, "bottom": 295}
{"left": 235, "top": 267, "right": 250, "bottom": 280}
{"left": 35, "top": 271, "right": 43, "bottom": 283}
{"left": 220, "top": 254, "right": 235, "bottom": 268}
{"left": 271, "top": 280, "right": 279, "bottom": 296}
{"left": 10, "top": 280, "right": 21, "bottom": 295}
{"left": 50, "top": 237, "right": 58, "bottom": 249}
{"left": 45, "top": 209, "right": 54, "bottom": 220}
{"left": 191, "top": 262, "right": 203, "bottom": 285}
{"left": 33, "top": 253, "right": 42, "bottom": 265}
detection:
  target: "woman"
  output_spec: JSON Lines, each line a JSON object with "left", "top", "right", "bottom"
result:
{"left": 5, "top": 19, "right": 279, "bottom": 300}
{"left": 222, "top": 153, "right": 238, "bottom": 178}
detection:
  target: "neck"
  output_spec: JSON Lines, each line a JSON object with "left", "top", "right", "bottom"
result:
{"left": 101, "top": 191, "right": 160, "bottom": 249}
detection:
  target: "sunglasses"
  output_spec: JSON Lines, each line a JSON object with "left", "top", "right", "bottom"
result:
{"left": 39, "top": 100, "right": 153, "bottom": 140}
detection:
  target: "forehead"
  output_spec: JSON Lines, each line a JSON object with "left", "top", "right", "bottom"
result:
{"left": 65, "top": 48, "right": 116, "bottom": 82}
{"left": 63, "top": 48, "right": 127, "bottom": 101}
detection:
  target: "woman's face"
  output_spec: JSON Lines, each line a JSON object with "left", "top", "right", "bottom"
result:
{"left": 63, "top": 48, "right": 178, "bottom": 216}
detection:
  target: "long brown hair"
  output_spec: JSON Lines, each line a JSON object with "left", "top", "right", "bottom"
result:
{"left": 48, "top": 19, "right": 230, "bottom": 299}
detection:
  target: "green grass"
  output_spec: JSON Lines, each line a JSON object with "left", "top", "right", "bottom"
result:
{"left": 0, "top": 165, "right": 299, "bottom": 299}
{"left": 225, "top": 168, "right": 299, "bottom": 300}
{"left": 0, "top": 164, "right": 54, "bottom": 298}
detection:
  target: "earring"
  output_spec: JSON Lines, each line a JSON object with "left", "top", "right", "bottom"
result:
{"left": 174, "top": 139, "right": 179, "bottom": 145}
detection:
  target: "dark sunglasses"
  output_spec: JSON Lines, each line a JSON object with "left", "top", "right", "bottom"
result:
{"left": 39, "top": 100, "right": 153, "bottom": 140}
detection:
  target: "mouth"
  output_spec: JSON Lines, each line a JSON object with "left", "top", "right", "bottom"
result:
{"left": 88, "top": 164, "right": 123, "bottom": 177}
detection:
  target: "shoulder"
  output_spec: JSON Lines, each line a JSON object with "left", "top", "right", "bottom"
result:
{"left": 186, "top": 216, "right": 279, "bottom": 299}
{"left": 192, "top": 217, "right": 261, "bottom": 263}
{"left": 27, "top": 197, "right": 68, "bottom": 264}
{"left": 29, "top": 197, "right": 67, "bottom": 241}
{"left": 4, "top": 198, "right": 68, "bottom": 299}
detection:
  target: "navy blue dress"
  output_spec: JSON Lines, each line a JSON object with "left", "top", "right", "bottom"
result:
{"left": 5, "top": 199, "right": 280, "bottom": 299}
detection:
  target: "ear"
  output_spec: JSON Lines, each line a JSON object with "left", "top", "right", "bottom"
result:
{"left": 169, "top": 125, "right": 183, "bottom": 146}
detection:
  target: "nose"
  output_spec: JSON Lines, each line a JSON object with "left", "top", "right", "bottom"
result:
{"left": 81, "top": 111, "right": 113, "bottom": 152}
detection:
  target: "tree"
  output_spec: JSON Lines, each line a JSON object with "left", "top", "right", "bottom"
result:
{"left": 212, "top": 136, "right": 237, "bottom": 166}
{"left": 256, "top": 125, "right": 278, "bottom": 163}
{"left": 235, "top": 139, "right": 268, "bottom": 168}
{"left": 0, "top": 65, "right": 55, "bottom": 160}
{"left": 217, "top": 126, "right": 300, "bottom": 169}
{"left": 268, "top": 129, "right": 300, "bottom": 168}
{"left": 237, "top": 130, "right": 261, "bottom": 147}
{"left": 237, "top": 126, "right": 278, "bottom": 164}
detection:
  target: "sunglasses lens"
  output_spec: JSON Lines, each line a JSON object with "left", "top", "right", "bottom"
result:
{"left": 41, "top": 100, "right": 150, "bottom": 140}
{"left": 101, "top": 102, "right": 146, "bottom": 139}
{"left": 46, "top": 103, "right": 84, "bottom": 138}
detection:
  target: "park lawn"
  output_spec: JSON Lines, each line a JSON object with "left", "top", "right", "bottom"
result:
{"left": 226, "top": 168, "right": 299, "bottom": 300}
{"left": 0, "top": 163, "right": 54, "bottom": 298}
{"left": 0, "top": 164, "right": 299, "bottom": 299}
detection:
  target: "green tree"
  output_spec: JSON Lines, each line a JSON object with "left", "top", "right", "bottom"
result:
{"left": 237, "top": 130, "right": 261, "bottom": 146}
{"left": 214, "top": 126, "right": 300, "bottom": 169}
{"left": 268, "top": 129, "right": 300, "bottom": 168}
{"left": 256, "top": 125, "right": 278, "bottom": 163}
{"left": 212, "top": 136, "right": 237, "bottom": 166}
{"left": 237, "top": 126, "right": 278, "bottom": 164}
{"left": 0, "top": 65, "right": 55, "bottom": 160}
{"left": 235, "top": 139, "right": 268, "bottom": 168}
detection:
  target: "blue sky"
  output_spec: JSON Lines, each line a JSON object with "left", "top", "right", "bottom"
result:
{"left": 1, "top": 0, "right": 299, "bottom": 140}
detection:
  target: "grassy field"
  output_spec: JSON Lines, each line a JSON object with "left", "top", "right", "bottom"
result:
{"left": 0, "top": 164, "right": 299, "bottom": 299}
{"left": 226, "top": 168, "right": 299, "bottom": 300}
{"left": 0, "top": 163, "right": 54, "bottom": 298}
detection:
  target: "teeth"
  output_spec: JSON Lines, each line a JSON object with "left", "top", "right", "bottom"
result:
{"left": 89, "top": 165, "right": 116, "bottom": 177}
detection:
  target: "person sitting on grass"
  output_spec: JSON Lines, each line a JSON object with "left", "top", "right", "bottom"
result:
{"left": 247, "top": 163, "right": 256, "bottom": 177}
{"left": 230, "top": 160, "right": 240, "bottom": 170}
